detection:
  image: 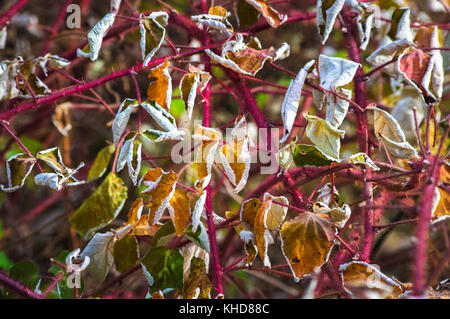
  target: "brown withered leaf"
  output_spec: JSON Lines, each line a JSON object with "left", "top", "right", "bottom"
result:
{"left": 280, "top": 212, "right": 335, "bottom": 281}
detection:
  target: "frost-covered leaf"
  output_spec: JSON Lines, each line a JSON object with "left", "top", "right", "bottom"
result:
{"left": 179, "top": 65, "right": 211, "bottom": 119}
{"left": 324, "top": 88, "right": 352, "bottom": 128}
{"left": 77, "top": 13, "right": 116, "bottom": 61}
{"left": 146, "top": 61, "right": 172, "bottom": 111}
{"left": 140, "top": 128, "right": 185, "bottom": 143}
{"left": 277, "top": 140, "right": 296, "bottom": 173}
{"left": 339, "top": 261, "right": 405, "bottom": 299}
{"left": 139, "top": 12, "right": 168, "bottom": 67}
{"left": 16, "top": 59, "right": 51, "bottom": 98}
{"left": 369, "top": 106, "right": 418, "bottom": 159}
{"left": 192, "top": 125, "right": 222, "bottom": 185}
{"left": 387, "top": 8, "right": 412, "bottom": 42}
{"left": 112, "top": 98, "right": 139, "bottom": 145}
{"left": 316, "top": 0, "right": 346, "bottom": 44}
{"left": 356, "top": 4, "right": 375, "bottom": 50}
{"left": 36, "top": 147, "right": 85, "bottom": 190}
{"left": 184, "top": 222, "right": 210, "bottom": 253}
{"left": 113, "top": 232, "right": 138, "bottom": 273}
{"left": 219, "top": 116, "right": 251, "bottom": 193}
{"left": 280, "top": 60, "right": 314, "bottom": 143}
{"left": 313, "top": 201, "right": 351, "bottom": 229}
{"left": 167, "top": 188, "right": 191, "bottom": 236}
{"left": 318, "top": 55, "right": 360, "bottom": 91}
{"left": 71, "top": 173, "right": 128, "bottom": 240}
{"left": 80, "top": 231, "right": 116, "bottom": 287}
{"left": 0, "top": 57, "right": 21, "bottom": 101}
{"left": 347, "top": 152, "right": 380, "bottom": 171}
{"left": 177, "top": 257, "right": 211, "bottom": 299}
{"left": 244, "top": 0, "right": 287, "bottom": 28}
{"left": 87, "top": 144, "right": 115, "bottom": 182}
{"left": 191, "top": 189, "right": 207, "bottom": 233}
{"left": 113, "top": 198, "right": 144, "bottom": 239}
{"left": 141, "top": 246, "right": 184, "bottom": 293}
{"left": 191, "top": 6, "right": 233, "bottom": 36}
{"left": 141, "top": 101, "right": 180, "bottom": 133}
{"left": 116, "top": 133, "right": 142, "bottom": 186}
{"left": 293, "top": 144, "right": 340, "bottom": 167}
{"left": 253, "top": 193, "right": 288, "bottom": 267}
{"left": 0, "top": 153, "right": 36, "bottom": 192}
{"left": 280, "top": 212, "right": 335, "bottom": 281}
{"left": 304, "top": 114, "right": 345, "bottom": 160}
{"left": 141, "top": 168, "right": 178, "bottom": 225}
{"left": 205, "top": 34, "right": 289, "bottom": 76}
{"left": 35, "top": 54, "right": 70, "bottom": 77}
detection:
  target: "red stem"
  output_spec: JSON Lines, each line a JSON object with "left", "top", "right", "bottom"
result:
{"left": 0, "top": 0, "right": 29, "bottom": 30}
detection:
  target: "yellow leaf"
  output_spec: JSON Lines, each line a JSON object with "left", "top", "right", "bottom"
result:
{"left": 168, "top": 188, "right": 191, "bottom": 236}
{"left": 147, "top": 61, "right": 171, "bottom": 111}
{"left": 141, "top": 168, "right": 178, "bottom": 225}
{"left": 193, "top": 125, "right": 222, "bottom": 185}
{"left": 432, "top": 164, "right": 450, "bottom": 221}
{"left": 280, "top": 212, "right": 335, "bottom": 281}
{"left": 239, "top": 198, "right": 260, "bottom": 230}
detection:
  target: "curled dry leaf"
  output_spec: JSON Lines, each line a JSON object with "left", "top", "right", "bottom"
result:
{"left": 141, "top": 168, "right": 178, "bottom": 225}
{"left": 192, "top": 124, "right": 222, "bottom": 187}
{"left": 77, "top": 13, "right": 116, "bottom": 61}
{"left": 368, "top": 106, "right": 418, "bottom": 159}
{"left": 179, "top": 65, "right": 212, "bottom": 119}
{"left": 0, "top": 57, "right": 21, "bottom": 101}
{"left": 391, "top": 95, "right": 427, "bottom": 146}
{"left": 304, "top": 114, "right": 345, "bottom": 160}
{"left": 139, "top": 12, "right": 169, "bottom": 67}
{"left": 316, "top": 0, "right": 346, "bottom": 45}
{"left": 219, "top": 116, "right": 251, "bottom": 193}
{"left": 205, "top": 34, "right": 289, "bottom": 76}
{"left": 0, "top": 153, "right": 36, "bottom": 192}
{"left": 146, "top": 61, "right": 172, "bottom": 112}
{"left": 244, "top": 0, "right": 287, "bottom": 28}
{"left": 339, "top": 261, "right": 406, "bottom": 299}
{"left": 116, "top": 132, "right": 142, "bottom": 186}
{"left": 280, "top": 212, "right": 335, "bottom": 281}
{"left": 280, "top": 60, "right": 315, "bottom": 143}
{"left": 251, "top": 193, "right": 288, "bottom": 267}
{"left": 112, "top": 98, "right": 139, "bottom": 145}
{"left": 191, "top": 6, "right": 233, "bottom": 36}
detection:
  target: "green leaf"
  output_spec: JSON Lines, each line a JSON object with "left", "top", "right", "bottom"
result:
{"left": 9, "top": 261, "right": 40, "bottom": 290}
{"left": 5, "top": 136, "right": 43, "bottom": 160}
{"left": 152, "top": 221, "right": 176, "bottom": 248}
{"left": 184, "top": 223, "right": 210, "bottom": 253}
{"left": 113, "top": 233, "right": 138, "bottom": 273}
{"left": 87, "top": 144, "right": 115, "bottom": 182}
{"left": 48, "top": 250, "right": 69, "bottom": 275}
{"left": 293, "top": 144, "right": 340, "bottom": 167}
{"left": 0, "top": 252, "right": 13, "bottom": 271}
{"left": 304, "top": 114, "right": 345, "bottom": 159}
{"left": 71, "top": 173, "right": 128, "bottom": 240}
{"left": 178, "top": 257, "right": 211, "bottom": 299}
{"left": 141, "top": 246, "right": 184, "bottom": 293}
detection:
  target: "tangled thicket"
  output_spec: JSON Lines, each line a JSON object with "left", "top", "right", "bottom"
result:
{"left": 0, "top": 0, "right": 449, "bottom": 299}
